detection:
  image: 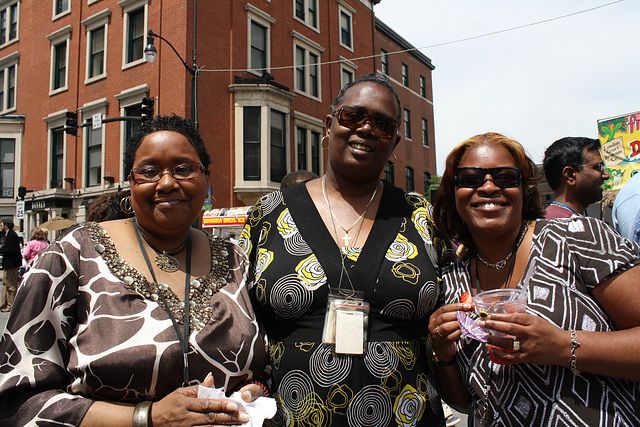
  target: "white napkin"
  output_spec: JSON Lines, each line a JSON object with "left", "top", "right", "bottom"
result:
{"left": 197, "top": 385, "right": 277, "bottom": 427}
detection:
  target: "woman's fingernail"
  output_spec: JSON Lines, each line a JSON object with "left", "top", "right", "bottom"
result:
{"left": 243, "top": 390, "right": 253, "bottom": 401}
{"left": 227, "top": 402, "right": 238, "bottom": 411}
{"left": 463, "top": 303, "right": 471, "bottom": 310}
{"left": 204, "top": 372, "right": 213, "bottom": 382}
{"left": 239, "top": 413, "right": 250, "bottom": 422}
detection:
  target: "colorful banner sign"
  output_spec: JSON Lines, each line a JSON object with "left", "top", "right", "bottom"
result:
{"left": 598, "top": 110, "right": 640, "bottom": 191}
{"left": 202, "top": 207, "right": 252, "bottom": 228}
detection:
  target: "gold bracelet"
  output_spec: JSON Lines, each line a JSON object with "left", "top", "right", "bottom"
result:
{"left": 132, "top": 401, "right": 153, "bottom": 427}
{"left": 570, "top": 330, "right": 581, "bottom": 376}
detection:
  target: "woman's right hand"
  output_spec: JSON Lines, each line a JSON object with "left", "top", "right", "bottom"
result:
{"left": 428, "top": 302, "right": 472, "bottom": 363}
{"left": 150, "top": 386, "right": 250, "bottom": 426}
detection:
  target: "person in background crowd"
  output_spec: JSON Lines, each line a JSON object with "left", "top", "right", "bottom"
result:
{"left": 0, "top": 115, "right": 267, "bottom": 426}
{"left": 431, "top": 132, "right": 640, "bottom": 425}
{"left": 279, "top": 170, "right": 319, "bottom": 190}
{"left": 0, "top": 220, "right": 22, "bottom": 312}
{"left": 542, "top": 136, "right": 610, "bottom": 218}
{"left": 241, "top": 73, "right": 453, "bottom": 426}
{"left": 86, "top": 191, "right": 134, "bottom": 222}
{"left": 22, "top": 229, "right": 49, "bottom": 264}
{"left": 612, "top": 171, "right": 640, "bottom": 243}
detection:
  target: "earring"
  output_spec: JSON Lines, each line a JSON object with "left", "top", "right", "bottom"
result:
{"left": 321, "top": 135, "right": 329, "bottom": 150}
{"left": 120, "top": 195, "right": 134, "bottom": 214}
{"left": 387, "top": 153, "right": 397, "bottom": 166}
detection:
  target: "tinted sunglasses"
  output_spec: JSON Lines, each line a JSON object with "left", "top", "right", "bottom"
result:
{"left": 334, "top": 106, "right": 398, "bottom": 139}
{"left": 455, "top": 167, "right": 522, "bottom": 188}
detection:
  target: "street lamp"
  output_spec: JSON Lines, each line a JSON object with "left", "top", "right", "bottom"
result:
{"left": 144, "top": 29, "right": 200, "bottom": 128}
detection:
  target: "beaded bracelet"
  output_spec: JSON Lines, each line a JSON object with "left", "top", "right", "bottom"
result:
{"left": 251, "top": 380, "right": 271, "bottom": 397}
{"left": 132, "top": 401, "right": 153, "bottom": 427}
{"left": 570, "top": 330, "right": 581, "bottom": 376}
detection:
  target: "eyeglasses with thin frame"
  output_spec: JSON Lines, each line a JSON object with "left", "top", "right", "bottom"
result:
{"left": 575, "top": 162, "right": 605, "bottom": 172}
{"left": 130, "top": 162, "right": 205, "bottom": 183}
{"left": 455, "top": 167, "right": 522, "bottom": 188}
{"left": 334, "top": 106, "right": 399, "bottom": 139}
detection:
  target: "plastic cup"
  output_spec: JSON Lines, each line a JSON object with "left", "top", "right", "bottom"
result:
{"left": 473, "top": 289, "right": 527, "bottom": 365}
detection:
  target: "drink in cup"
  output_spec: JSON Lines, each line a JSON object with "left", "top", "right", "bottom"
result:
{"left": 473, "top": 288, "right": 527, "bottom": 365}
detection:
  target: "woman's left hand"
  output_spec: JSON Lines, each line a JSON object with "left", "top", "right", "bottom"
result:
{"left": 238, "top": 382, "right": 269, "bottom": 403}
{"left": 480, "top": 312, "right": 570, "bottom": 366}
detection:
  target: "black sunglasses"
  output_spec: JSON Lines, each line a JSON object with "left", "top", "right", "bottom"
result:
{"left": 334, "top": 106, "right": 398, "bottom": 139}
{"left": 455, "top": 167, "right": 522, "bottom": 188}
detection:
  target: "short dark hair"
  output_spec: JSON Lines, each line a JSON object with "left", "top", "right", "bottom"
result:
{"left": 330, "top": 73, "right": 402, "bottom": 121}
{"left": 433, "top": 132, "right": 544, "bottom": 252}
{"left": 3, "top": 219, "right": 14, "bottom": 229}
{"left": 124, "top": 115, "right": 211, "bottom": 178}
{"left": 280, "top": 170, "right": 319, "bottom": 190}
{"left": 543, "top": 137, "right": 601, "bottom": 190}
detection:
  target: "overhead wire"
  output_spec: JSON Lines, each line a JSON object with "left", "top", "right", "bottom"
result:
{"left": 199, "top": 0, "right": 623, "bottom": 74}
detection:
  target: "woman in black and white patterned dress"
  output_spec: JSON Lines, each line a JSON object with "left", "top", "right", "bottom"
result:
{"left": 0, "top": 116, "right": 267, "bottom": 426}
{"left": 430, "top": 132, "right": 640, "bottom": 426}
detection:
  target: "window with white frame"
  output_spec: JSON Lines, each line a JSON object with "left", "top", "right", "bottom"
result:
{"left": 51, "top": 127, "right": 64, "bottom": 188}
{"left": 53, "top": 0, "right": 70, "bottom": 19}
{"left": 0, "top": 137, "right": 15, "bottom": 198}
{"left": 292, "top": 31, "right": 323, "bottom": 100}
{"left": 47, "top": 25, "right": 72, "bottom": 94}
{"left": 82, "top": 9, "right": 110, "bottom": 83}
{"left": 243, "top": 106, "right": 261, "bottom": 181}
{"left": 81, "top": 99, "right": 108, "bottom": 187}
{"left": 0, "top": 52, "right": 18, "bottom": 114}
{"left": 404, "top": 108, "right": 411, "bottom": 140}
{"left": 402, "top": 63, "right": 409, "bottom": 87}
{"left": 339, "top": 57, "right": 357, "bottom": 89}
{"left": 294, "top": 113, "right": 323, "bottom": 176}
{"left": 294, "top": 0, "right": 318, "bottom": 29}
{"left": 44, "top": 110, "right": 67, "bottom": 190}
{"left": 270, "top": 110, "right": 287, "bottom": 183}
{"left": 421, "top": 118, "right": 428, "bottom": 147}
{"left": 246, "top": 5, "right": 274, "bottom": 75}
{"left": 380, "top": 49, "right": 388, "bottom": 75}
{"left": 0, "top": 1, "right": 18, "bottom": 47}
{"left": 405, "top": 167, "right": 414, "bottom": 193}
{"left": 121, "top": 0, "right": 148, "bottom": 67}
{"left": 115, "top": 84, "right": 149, "bottom": 180}
{"left": 338, "top": 2, "right": 354, "bottom": 50}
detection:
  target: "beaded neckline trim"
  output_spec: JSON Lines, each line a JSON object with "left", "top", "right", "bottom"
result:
{"left": 84, "top": 221, "right": 230, "bottom": 330}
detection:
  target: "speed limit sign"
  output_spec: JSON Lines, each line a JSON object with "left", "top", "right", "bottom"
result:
{"left": 16, "top": 200, "right": 24, "bottom": 219}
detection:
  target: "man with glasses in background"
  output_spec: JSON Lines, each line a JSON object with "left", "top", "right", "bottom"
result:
{"left": 542, "top": 136, "right": 610, "bottom": 218}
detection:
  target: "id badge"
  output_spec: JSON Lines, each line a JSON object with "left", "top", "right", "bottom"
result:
{"left": 335, "top": 308, "right": 365, "bottom": 354}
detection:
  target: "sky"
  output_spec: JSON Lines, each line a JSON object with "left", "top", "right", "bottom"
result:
{"left": 374, "top": 0, "right": 640, "bottom": 174}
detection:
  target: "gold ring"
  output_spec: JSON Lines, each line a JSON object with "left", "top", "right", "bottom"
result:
{"left": 435, "top": 325, "right": 444, "bottom": 338}
{"left": 513, "top": 340, "right": 521, "bottom": 352}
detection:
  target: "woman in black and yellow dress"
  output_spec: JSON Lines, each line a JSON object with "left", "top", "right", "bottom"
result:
{"left": 240, "top": 74, "right": 453, "bottom": 426}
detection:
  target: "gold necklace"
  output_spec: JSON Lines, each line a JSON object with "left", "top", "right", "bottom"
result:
{"left": 476, "top": 221, "right": 529, "bottom": 270}
{"left": 322, "top": 176, "right": 379, "bottom": 246}
{"left": 133, "top": 219, "right": 188, "bottom": 273}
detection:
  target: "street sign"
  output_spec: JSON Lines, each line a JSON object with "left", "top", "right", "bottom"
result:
{"left": 16, "top": 201, "right": 24, "bottom": 219}
{"left": 92, "top": 113, "right": 102, "bottom": 130}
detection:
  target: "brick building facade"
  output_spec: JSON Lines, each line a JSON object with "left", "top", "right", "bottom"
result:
{"left": 0, "top": 0, "right": 436, "bottom": 235}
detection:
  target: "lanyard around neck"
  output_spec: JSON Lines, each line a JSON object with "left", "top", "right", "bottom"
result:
{"left": 132, "top": 219, "right": 192, "bottom": 387}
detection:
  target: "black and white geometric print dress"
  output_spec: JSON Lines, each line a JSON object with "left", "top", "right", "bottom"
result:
{"left": 240, "top": 181, "right": 454, "bottom": 427}
{"left": 442, "top": 217, "right": 640, "bottom": 426}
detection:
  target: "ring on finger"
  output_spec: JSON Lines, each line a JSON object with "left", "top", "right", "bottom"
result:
{"left": 435, "top": 325, "right": 445, "bottom": 338}
{"left": 513, "top": 340, "right": 521, "bottom": 352}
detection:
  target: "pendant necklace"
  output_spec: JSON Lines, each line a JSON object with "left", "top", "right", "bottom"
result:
{"left": 133, "top": 219, "right": 188, "bottom": 272}
{"left": 132, "top": 218, "right": 193, "bottom": 387}
{"left": 476, "top": 221, "right": 529, "bottom": 270}
{"left": 322, "top": 175, "right": 379, "bottom": 247}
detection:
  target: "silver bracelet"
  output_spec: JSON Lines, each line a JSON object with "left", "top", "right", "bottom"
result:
{"left": 132, "top": 401, "right": 153, "bottom": 427}
{"left": 570, "top": 330, "right": 581, "bottom": 376}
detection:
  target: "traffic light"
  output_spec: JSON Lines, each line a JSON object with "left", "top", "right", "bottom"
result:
{"left": 141, "top": 97, "right": 155, "bottom": 122}
{"left": 65, "top": 111, "right": 78, "bottom": 136}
